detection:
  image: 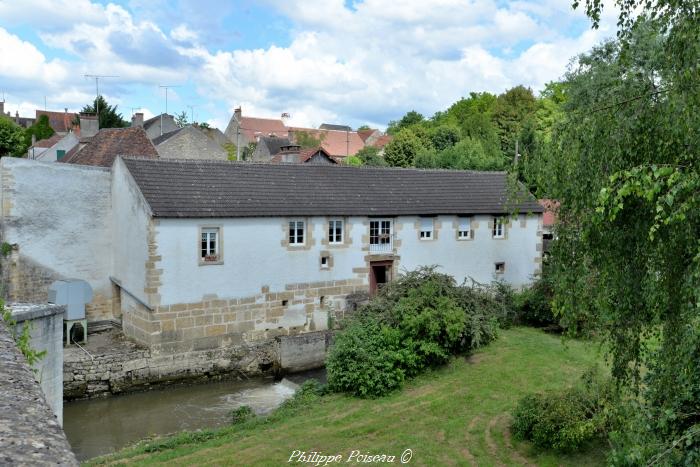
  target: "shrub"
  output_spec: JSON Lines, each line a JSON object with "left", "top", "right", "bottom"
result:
{"left": 326, "top": 315, "right": 412, "bottom": 397}
{"left": 513, "top": 277, "right": 558, "bottom": 328}
{"left": 327, "top": 267, "right": 500, "bottom": 397}
{"left": 511, "top": 368, "right": 616, "bottom": 452}
{"left": 229, "top": 405, "right": 254, "bottom": 424}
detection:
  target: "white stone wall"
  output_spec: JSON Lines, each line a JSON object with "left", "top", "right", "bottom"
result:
{"left": 112, "top": 158, "right": 151, "bottom": 306}
{"left": 0, "top": 158, "right": 113, "bottom": 317}
{"left": 154, "top": 213, "right": 541, "bottom": 306}
{"left": 34, "top": 133, "right": 78, "bottom": 162}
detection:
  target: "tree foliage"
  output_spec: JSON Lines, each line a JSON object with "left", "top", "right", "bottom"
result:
{"left": 175, "top": 111, "right": 188, "bottom": 128}
{"left": 78, "top": 95, "right": 127, "bottom": 129}
{"left": 383, "top": 129, "right": 423, "bottom": 167}
{"left": 294, "top": 130, "right": 325, "bottom": 149}
{"left": 0, "top": 116, "right": 26, "bottom": 158}
{"left": 537, "top": 1, "right": 700, "bottom": 461}
{"left": 355, "top": 146, "right": 387, "bottom": 166}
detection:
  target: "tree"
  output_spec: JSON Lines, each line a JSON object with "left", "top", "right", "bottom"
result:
{"left": 0, "top": 116, "right": 25, "bottom": 158}
{"left": 357, "top": 124, "right": 372, "bottom": 131}
{"left": 429, "top": 125, "right": 461, "bottom": 151}
{"left": 542, "top": 3, "right": 700, "bottom": 461}
{"left": 175, "top": 111, "right": 188, "bottom": 128}
{"left": 383, "top": 129, "right": 423, "bottom": 167}
{"left": 294, "top": 131, "right": 325, "bottom": 149}
{"left": 386, "top": 110, "right": 424, "bottom": 135}
{"left": 492, "top": 86, "right": 537, "bottom": 157}
{"left": 355, "top": 146, "right": 387, "bottom": 166}
{"left": 23, "top": 114, "right": 54, "bottom": 150}
{"left": 78, "top": 96, "right": 127, "bottom": 129}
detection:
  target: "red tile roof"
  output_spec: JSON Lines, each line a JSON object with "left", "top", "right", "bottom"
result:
{"left": 61, "top": 127, "right": 158, "bottom": 167}
{"left": 35, "top": 110, "right": 78, "bottom": 133}
{"left": 289, "top": 127, "right": 365, "bottom": 158}
{"left": 31, "top": 134, "right": 63, "bottom": 149}
{"left": 357, "top": 129, "right": 378, "bottom": 142}
{"left": 538, "top": 199, "right": 559, "bottom": 227}
{"left": 239, "top": 116, "right": 288, "bottom": 142}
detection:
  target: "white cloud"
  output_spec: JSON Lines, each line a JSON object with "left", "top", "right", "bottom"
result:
{"left": 0, "top": 0, "right": 106, "bottom": 29}
{"left": 0, "top": 28, "right": 67, "bottom": 82}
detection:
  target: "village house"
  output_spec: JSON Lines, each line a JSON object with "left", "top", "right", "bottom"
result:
{"left": 152, "top": 125, "right": 228, "bottom": 161}
{"left": 61, "top": 126, "right": 157, "bottom": 166}
{"left": 27, "top": 132, "right": 79, "bottom": 162}
{"left": 132, "top": 113, "right": 179, "bottom": 140}
{"left": 224, "top": 107, "right": 288, "bottom": 148}
{"left": 252, "top": 136, "right": 301, "bottom": 162}
{"left": 270, "top": 147, "right": 338, "bottom": 164}
{"left": 0, "top": 157, "right": 543, "bottom": 355}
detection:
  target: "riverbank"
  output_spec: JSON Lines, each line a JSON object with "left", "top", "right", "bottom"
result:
{"left": 64, "top": 328, "right": 330, "bottom": 400}
{"left": 89, "top": 327, "right": 608, "bottom": 466}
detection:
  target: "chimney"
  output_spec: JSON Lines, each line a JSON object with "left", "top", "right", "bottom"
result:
{"left": 131, "top": 112, "right": 144, "bottom": 128}
{"left": 79, "top": 113, "right": 99, "bottom": 138}
{"left": 234, "top": 107, "right": 242, "bottom": 122}
{"left": 0, "top": 101, "right": 4, "bottom": 116}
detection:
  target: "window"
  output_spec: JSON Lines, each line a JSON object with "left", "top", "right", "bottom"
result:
{"left": 495, "top": 262, "right": 505, "bottom": 274}
{"left": 288, "top": 220, "right": 305, "bottom": 245}
{"left": 458, "top": 217, "right": 471, "bottom": 240}
{"left": 321, "top": 255, "right": 330, "bottom": 269}
{"left": 328, "top": 219, "right": 343, "bottom": 244}
{"left": 370, "top": 220, "right": 392, "bottom": 246}
{"left": 201, "top": 228, "right": 220, "bottom": 262}
{"left": 492, "top": 216, "right": 505, "bottom": 238}
{"left": 56, "top": 149, "right": 66, "bottom": 161}
{"left": 419, "top": 218, "right": 434, "bottom": 240}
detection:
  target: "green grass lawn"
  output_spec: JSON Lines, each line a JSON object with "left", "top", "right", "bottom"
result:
{"left": 90, "top": 327, "right": 607, "bottom": 466}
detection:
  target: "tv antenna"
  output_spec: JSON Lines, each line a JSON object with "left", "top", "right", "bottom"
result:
{"left": 187, "top": 105, "right": 196, "bottom": 124}
{"left": 84, "top": 75, "right": 119, "bottom": 118}
{"left": 158, "top": 85, "right": 181, "bottom": 135}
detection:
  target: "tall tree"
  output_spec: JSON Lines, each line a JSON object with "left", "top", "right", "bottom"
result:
{"left": 174, "top": 111, "right": 188, "bottom": 128}
{"left": 78, "top": 96, "right": 127, "bottom": 129}
{"left": 492, "top": 86, "right": 537, "bottom": 157}
{"left": 543, "top": 1, "right": 700, "bottom": 460}
{"left": 0, "top": 116, "right": 25, "bottom": 158}
{"left": 383, "top": 129, "right": 423, "bottom": 167}
{"left": 386, "top": 110, "right": 424, "bottom": 135}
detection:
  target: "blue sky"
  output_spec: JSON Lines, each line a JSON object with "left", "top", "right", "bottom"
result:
{"left": 0, "top": 0, "right": 618, "bottom": 130}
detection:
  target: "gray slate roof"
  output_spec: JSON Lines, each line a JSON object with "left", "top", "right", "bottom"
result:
{"left": 259, "top": 136, "right": 298, "bottom": 155}
{"left": 319, "top": 123, "right": 352, "bottom": 131}
{"left": 122, "top": 157, "right": 543, "bottom": 218}
{"left": 152, "top": 127, "right": 183, "bottom": 145}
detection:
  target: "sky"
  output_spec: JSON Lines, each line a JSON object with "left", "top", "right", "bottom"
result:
{"left": 0, "top": 0, "right": 619, "bottom": 131}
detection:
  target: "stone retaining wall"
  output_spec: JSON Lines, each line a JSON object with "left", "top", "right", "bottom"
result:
{"left": 0, "top": 318, "right": 77, "bottom": 466}
{"left": 64, "top": 329, "right": 332, "bottom": 400}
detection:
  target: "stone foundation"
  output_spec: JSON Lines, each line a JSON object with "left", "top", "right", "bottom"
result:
{"left": 123, "top": 279, "right": 367, "bottom": 353}
{"left": 63, "top": 328, "right": 332, "bottom": 400}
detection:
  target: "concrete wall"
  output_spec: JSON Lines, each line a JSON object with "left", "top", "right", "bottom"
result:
{"left": 0, "top": 158, "right": 114, "bottom": 320}
{"left": 0, "top": 314, "right": 77, "bottom": 466}
{"left": 156, "top": 126, "right": 228, "bottom": 161}
{"left": 9, "top": 303, "right": 65, "bottom": 425}
{"left": 34, "top": 133, "right": 79, "bottom": 162}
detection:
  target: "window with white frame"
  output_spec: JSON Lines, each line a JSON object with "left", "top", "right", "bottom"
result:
{"left": 458, "top": 217, "right": 471, "bottom": 239}
{"left": 201, "top": 227, "right": 220, "bottom": 262}
{"left": 492, "top": 216, "right": 505, "bottom": 238}
{"left": 419, "top": 217, "right": 434, "bottom": 240}
{"left": 369, "top": 220, "right": 392, "bottom": 245}
{"left": 288, "top": 220, "right": 305, "bottom": 245}
{"left": 328, "top": 219, "right": 343, "bottom": 244}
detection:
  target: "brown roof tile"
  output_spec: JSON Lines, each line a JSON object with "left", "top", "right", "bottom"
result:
{"left": 289, "top": 128, "right": 365, "bottom": 158}
{"left": 61, "top": 127, "right": 158, "bottom": 167}
{"left": 35, "top": 110, "right": 77, "bottom": 133}
{"left": 239, "top": 117, "right": 288, "bottom": 142}
{"left": 31, "top": 134, "right": 63, "bottom": 149}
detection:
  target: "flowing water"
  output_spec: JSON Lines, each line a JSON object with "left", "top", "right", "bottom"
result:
{"left": 63, "top": 369, "right": 326, "bottom": 461}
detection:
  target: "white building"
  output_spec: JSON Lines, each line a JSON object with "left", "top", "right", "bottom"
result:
{"left": 0, "top": 157, "right": 543, "bottom": 353}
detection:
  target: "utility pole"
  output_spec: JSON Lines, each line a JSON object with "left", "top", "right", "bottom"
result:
{"left": 158, "top": 85, "right": 180, "bottom": 135}
{"left": 187, "top": 105, "right": 195, "bottom": 125}
{"left": 84, "top": 75, "right": 118, "bottom": 126}
{"left": 236, "top": 127, "right": 240, "bottom": 160}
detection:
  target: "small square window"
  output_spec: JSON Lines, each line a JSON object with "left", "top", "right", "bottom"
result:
{"left": 282, "top": 300, "right": 288, "bottom": 306}
{"left": 321, "top": 255, "right": 330, "bottom": 269}
{"left": 493, "top": 217, "right": 505, "bottom": 238}
{"left": 289, "top": 220, "right": 305, "bottom": 245}
{"left": 495, "top": 262, "right": 505, "bottom": 274}
{"left": 419, "top": 217, "right": 434, "bottom": 240}
{"left": 328, "top": 220, "right": 343, "bottom": 244}
{"left": 200, "top": 227, "right": 220, "bottom": 263}
{"left": 458, "top": 217, "right": 471, "bottom": 240}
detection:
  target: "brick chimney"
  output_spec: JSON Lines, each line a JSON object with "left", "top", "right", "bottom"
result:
{"left": 79, "top": 113, "right": 99, "bottom": 138}
{"left": 234, "top": 107, "right": 242, "bottom": 122}
{"left": 131, "top": 112, "right": 144, "bottom": 127}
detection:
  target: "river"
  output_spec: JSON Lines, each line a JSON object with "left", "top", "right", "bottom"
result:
{"left": 63, "top": 369, "right": 326, "bottom": 461}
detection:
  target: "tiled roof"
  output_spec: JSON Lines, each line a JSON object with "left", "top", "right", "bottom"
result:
{"left": 289, "top": 127, "right": 365, "bottom": 158}
{"left": 270, "top": 147, "right": 338, "bottom": 164}
{"left": 61, "top": 127, "right": 158, "bottom": 167}
{"left": 239, "top": 116, "right": 288, "bottom": 142}
{"left": 122, "top": 157, "right": 544, "bottom": 218}
{"left": 31, "top": 134, "right": 62, "bottom": 149}
{"left": 35, "top": 110, "right": 77, "bottom": 133}
{"left": 319, "top": 123, "right": 352, "bottom": 131}
{"left": 152, "top": 127, "right": 183, "bottom": 146}
{"left": 357, "top": 129, "right": 378, "bottom": 142}
{"left": 259, "top": 136, "right": 298, "bottom": 155}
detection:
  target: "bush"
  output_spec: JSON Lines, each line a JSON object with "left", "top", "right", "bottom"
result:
{"left": 513, "top": 277, "right": 558, "bottom": 328}
{"left": 229, "top": 405, "right": 254, "bottom": 425}
{"left": 327, "top": 267, "right": 500, "bottom": 397}
{"left": 511, "top": 369, "right": 616, "bottom": 452}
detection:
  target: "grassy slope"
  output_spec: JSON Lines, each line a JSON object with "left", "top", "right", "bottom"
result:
{"left": 92, "top": 327, "right": 607, "bottom": 466}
